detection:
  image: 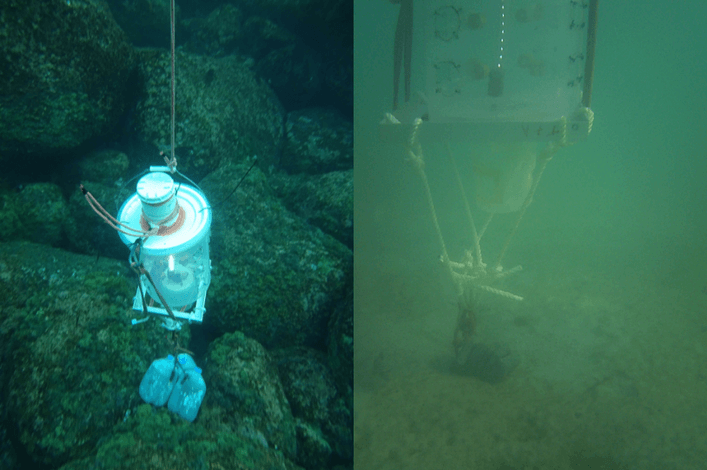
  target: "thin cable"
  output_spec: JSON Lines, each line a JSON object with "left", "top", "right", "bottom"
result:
{"left": 81, "top": 185, "right": 157, "bottom": 239}
{"left": 212, "top": 158, "right": 258, "bottom": 208}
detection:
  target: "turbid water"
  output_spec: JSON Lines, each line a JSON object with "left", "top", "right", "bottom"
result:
{"left": 354, "top": 1, "right": 707, "bottom": 468}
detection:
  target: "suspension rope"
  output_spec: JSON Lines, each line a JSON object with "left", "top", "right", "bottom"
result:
{"left": 169, "top": 0, "right": 176, "bottom": 170}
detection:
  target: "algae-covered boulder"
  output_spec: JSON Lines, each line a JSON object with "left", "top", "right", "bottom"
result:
{"left": 280, "top": 108, "right": 353, "bottom": 175}
{"left": 0, "top": 183, "right": 70, "bottom": 247}
{"left": 201, "top": 162, "right": 352, "bottom": 350}
{"left": 202, "top": 331, "right": 297, "bottom": 459}
{"left": 272, "top": 347, "right": 353, "bottom": 469}
{"left": 0, "top": 241, "right": 189, "bottom": 467}
{"left": 0, "top": 0, "right": 135, "bottom": 159}
{"left": 59, "top": 404, "right": 303, "bottom": 470}
{"left": 270, "top": 169, "right": 353, "bottom": 249}
{"left": 133, "top": 49, "right": 285, "bottom": 178}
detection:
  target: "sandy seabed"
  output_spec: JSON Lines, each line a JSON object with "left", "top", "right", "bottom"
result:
{"left": 354, "top": 238, "right": 707, "bottom": 470}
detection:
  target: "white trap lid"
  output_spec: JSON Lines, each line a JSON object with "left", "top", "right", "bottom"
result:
{"left": 117, "top": 177, "right": 212, "bottom": 256}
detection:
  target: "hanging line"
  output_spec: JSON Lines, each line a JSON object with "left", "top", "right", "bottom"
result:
{"left": 169, "top": 0, "right": 177, "bottom": 171}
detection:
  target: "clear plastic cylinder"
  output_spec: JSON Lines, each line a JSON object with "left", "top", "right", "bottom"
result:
{"left": 141, "top": 234, "right": 210, "bottom": 308}
{"left": 117, "top": 171, "right": 212, "bottom": 314}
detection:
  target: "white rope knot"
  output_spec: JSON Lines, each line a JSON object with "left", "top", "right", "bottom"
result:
{"left": 164, "top": 155, "right": 178, "bottom": 174}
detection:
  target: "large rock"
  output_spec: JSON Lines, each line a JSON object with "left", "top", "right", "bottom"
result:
{"left": 201, "top": 162, "right": 352, "bottom": 350}
{"left": 65, "top": 149, "right": 133, "bottom": 259}
{"left": 0, "top": 183, "right": 70, "bottom": 247}
{"left": 60, "top": 402, "right": 304, "bottom": 470}
{"left": 271, "top": 170, "right": 353, "bottom": 249}
{"left": 281, "top": 108, "right": 353, "bottom": 175}
{"left": 271, "top": 108, "right": 353, "bottom": 248}
{"left": 0, "top": 241, "right": 190, "bottom": 466}
{"left": 273, "top": 346, "right": 353, "bottom": 469}
{"left": 202, "top": 332, "right": 297, "bottom": 459}
{"left": 0, "top": 0, "right": 135, "bottom": 159}
{"left": 133, "top": 49, "right": 285, "bottom": 178}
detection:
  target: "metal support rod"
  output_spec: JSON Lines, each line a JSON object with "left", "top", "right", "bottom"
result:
{"left": 582, "top": 0, "right": 599, "bottom": 108}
